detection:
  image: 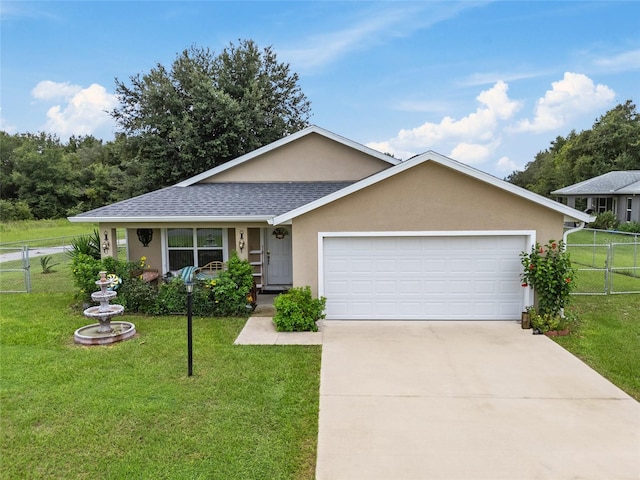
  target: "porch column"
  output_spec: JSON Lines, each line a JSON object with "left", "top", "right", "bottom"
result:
{"left": 99, "top": 226, "right": 118, "bottom": 259}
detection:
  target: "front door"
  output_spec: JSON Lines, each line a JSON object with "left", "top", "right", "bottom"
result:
{"left": 265, "top": 227, "right": 292, "bottom": 286}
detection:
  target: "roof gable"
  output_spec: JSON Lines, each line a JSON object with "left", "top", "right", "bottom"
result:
{"left": 551, "top": 171, "right": 640, "bottom": 196}
{"left": 177, "top": 125, "right": 399, "bottom": 186}
{"left": 271, "top": 151, "right": 594, "bottom": 225}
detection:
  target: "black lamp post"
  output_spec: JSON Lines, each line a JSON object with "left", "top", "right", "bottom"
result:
{"left": 185, "top": 281, "right": 194, "bottom": 376}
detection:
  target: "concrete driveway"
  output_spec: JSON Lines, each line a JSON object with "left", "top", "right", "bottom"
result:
{"left": 316, "top": 321, "right": 640, "bottom": 480}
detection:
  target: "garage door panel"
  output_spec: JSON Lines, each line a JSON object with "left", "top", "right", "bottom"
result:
{"left": 323, "top": 235, "right": 525, "bottom": 320}
{"left": 424, "top": 259, "right": 447, "bottom": 273}
{"left": 399, "top": 280, "right": 421, "bottom": 294}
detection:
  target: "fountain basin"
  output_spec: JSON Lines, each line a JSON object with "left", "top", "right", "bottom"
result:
{"left": 84, "top": 304, "right": 125, "bottom": 318}
{"left": 91, "top": 289, "right": 117, "bottom": 302}
{"left": 74, "top": 321, "right": 136, "bottom": 345}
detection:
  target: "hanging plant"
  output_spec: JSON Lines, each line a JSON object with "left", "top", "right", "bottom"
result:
{"left": 272, "top": 228, "right": 289, "bottom": 239}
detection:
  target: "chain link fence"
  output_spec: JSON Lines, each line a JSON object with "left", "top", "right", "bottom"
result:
{"left": 0, "top": 236, "right": 79, "bottom": 293}
{"left": 567, "top": 229, "right": 640, "bottom": 295}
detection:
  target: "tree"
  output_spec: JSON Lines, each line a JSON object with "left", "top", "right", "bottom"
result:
{"left": 9, "top": 133, "right": 79, "bottom": 219}
{"left": 111, "top": 40, "right": 311, "bottom": 193}
{"left": 507, "top": 101, "right": 640, "bottom": 197}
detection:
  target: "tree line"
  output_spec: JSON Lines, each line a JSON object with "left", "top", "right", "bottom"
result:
{"left": 506, "top": 100, "right": 640, "bottom": 197}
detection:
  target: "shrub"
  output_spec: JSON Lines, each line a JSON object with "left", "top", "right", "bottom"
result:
{"left": 273, "top": 286, "right": 326, "bottom": 332}
{"left": 589, "top": 211, "right": 618, "bottom": 230}
{"left": 618, "top": 221, "right": 640, "bottom": 234}
{"left": 153, "top": 278, "right": 217, "bottom": 316}
{"left": 116, "top": 278, "right": 157, "bottom": 314}
{"left": 39, "top": 255, "right": 59, "bottom": 274}
{"left": 209, "top": 252, "right": 255, "bottom": 316}
{"left": 0, "top": 199, "right": 33, "bottom": 221}
{"left": 520, "top": 240, "right": 576, "bottom": 316}
{"left": 71, "top": 254, "right": 139, "bottom": 306}
{"left": 71, "top": 253, "right": 103, "bottom": 303}
{"left": 530, "top": 309, "right": 568, "bottom": 334}
{"left": 68, "top": 229, "right": 102, "bottom": 261}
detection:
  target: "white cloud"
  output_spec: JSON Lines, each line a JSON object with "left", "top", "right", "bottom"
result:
{"left": 31, "top": 80, "right": 82, "bottom": 100}
{"left": 450, "top": 142, "right": 494, "bottom": 165}
{"left": 513, "top": 72, "right": 615, "bottom": 133}
{"left": 32, "top": 81, "right": 117, "bottom": 138}
{"left": 495, "top": 156, "right": 521, "bottom": 174}
{"left": 366, "top": 81, "right": 521, "bottom": 164}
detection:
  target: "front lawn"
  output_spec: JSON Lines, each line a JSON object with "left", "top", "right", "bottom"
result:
{"left": 559, "top": 295, "right": 640, "bottom": 401}
{"left": 0, "top": 293, "right": 321, "bottom": 479}
{"left": 0, "top": 219, "right": 98, "bottom": 245}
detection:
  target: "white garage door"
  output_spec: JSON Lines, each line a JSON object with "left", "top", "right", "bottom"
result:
{"left": 322, "top": 235, "right": 526, "bottom": 320}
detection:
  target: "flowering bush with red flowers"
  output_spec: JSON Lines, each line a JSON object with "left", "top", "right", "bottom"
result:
{"left": 520, "top": 240, "right": 576, "bottom": 316}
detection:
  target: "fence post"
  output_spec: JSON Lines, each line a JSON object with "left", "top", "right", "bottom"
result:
{"left": 23, "top": 245, "right": 31, "bottom": 293}
{"left": 604, "top": 245, "right": 610, "bottom": 295}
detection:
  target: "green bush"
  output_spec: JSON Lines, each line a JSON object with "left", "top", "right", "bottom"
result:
{"left": 589, "top": 211, "right": 619, "bottom": 230}
{"left": 71, "top": 254, "right": 139, "bottom": 306}
{"left": 153, "top": 278, "right": 218, "bottom": 316}
{"left": 116, "top": 278, "right": 157, "bottom": 314}
{"left": 530, "top": 309, "right": 568, "bottom": 334}
{"left": 273, "top": 286, "right": 326, "bottom": 332}
{"left": 209, "top": 252, "right": 255, "bottom": 316}
{"left": 0, "top": 199, "right": 34, "bottom": 221}
{"left": 71, "top": 253, "right": 103, "bottom": 303}
{"left": 68, "top": 229, "right": 102, "bottom": 261}
{"left": 39, "top": 255, "right": 59, "bottom": 274}
{"left": 618, "top": 221, "right": 640, "bottom": 234}
{"left": 520, "top": 240, "right": 576, "bottom": 316}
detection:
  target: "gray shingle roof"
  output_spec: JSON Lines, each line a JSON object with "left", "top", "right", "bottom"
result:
{"left": 551, "top": 171, "right": 640, "bottom": 195}
{"left": 73, "top": 182, "right": 355, "bottom": 220}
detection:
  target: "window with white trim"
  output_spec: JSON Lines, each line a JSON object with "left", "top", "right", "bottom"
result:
{"left": 167, "top": 228, "right": 224, "bottom": 270}
{"left": 626, "top": 198, "right": 633, "bottom": 222}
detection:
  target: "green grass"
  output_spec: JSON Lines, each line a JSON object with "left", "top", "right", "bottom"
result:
{"left": 567, "top": 229, "right": 640, "bottom": 246}
{"left": 0, "top": 293, "right": 321, "bottom": 479}
{"left": 0, "top": 251, "right": 74, "bottom": 293}
{"left": 566, "top": 229, "right": 640, "bottom": 293}
{"left": 559, "top": 295, "right": 640, "bottom": 401}
{"left": 0, "top": 219, "right": 98, "bottom": 246}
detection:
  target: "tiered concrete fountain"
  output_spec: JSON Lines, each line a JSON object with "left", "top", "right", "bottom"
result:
{"left": 74, "top": 271, "right": 136, "bottom": 345}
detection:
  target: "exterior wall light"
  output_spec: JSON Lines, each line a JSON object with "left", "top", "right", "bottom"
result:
{"left": 239, "top": 230, "right": 245, "bottom": 252}
{"left": 102, "top": 231, "right": 110, "bottom": 254}
{"left": 136, "top": 228, "right": 153, "bottom": 247}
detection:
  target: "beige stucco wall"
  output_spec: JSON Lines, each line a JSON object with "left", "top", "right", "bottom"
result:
{"left": 201, "top": 133, "right": 392, "bottom": 182}
{"left": 126, "top": 228, "right": 163, "bottom": 272}
{"left": 290, "top": 162, "right": 565, "bottom": 295}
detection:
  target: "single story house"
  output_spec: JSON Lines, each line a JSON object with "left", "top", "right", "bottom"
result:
{"left": 551, "top": 171, "right": 640, "bottom": 224}
{"left": 70, "top": 126, "right": 593, "bottom": 320}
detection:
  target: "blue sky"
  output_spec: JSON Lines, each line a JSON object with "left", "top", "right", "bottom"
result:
{"left": 1, "top": 1, "right": 639, "bottom": 178}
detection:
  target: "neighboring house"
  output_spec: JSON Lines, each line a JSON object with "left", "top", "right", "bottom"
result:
{"left": 70, "top": 126, "right": 592, "bottom": 321}
{"left": 551, "top": 171, "right": 640, "bottom": 224}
